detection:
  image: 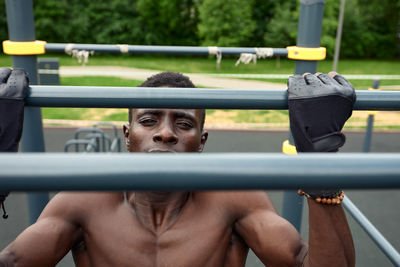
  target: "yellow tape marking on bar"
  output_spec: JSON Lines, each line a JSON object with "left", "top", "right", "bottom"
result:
{"left": 282, "top": 140, "right": 297, "bottom": 155}
{"left": 286, "top": 46, "right": 326, "bottom": 61}
{"left": 2, "top": 40, "right": 46, "bottom": 55}
{"left": 367, "top": 88, "right": 380, "bottom": 115}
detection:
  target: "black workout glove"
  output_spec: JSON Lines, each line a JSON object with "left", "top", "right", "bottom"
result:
{"left": 0, "top": 67, "right": 28, "bottom": 152}
{"left": 0, "top": 67, "right": 28, "bottom": 219}
{"left": 288, "top": 72, "right": 356, "bottom": 152}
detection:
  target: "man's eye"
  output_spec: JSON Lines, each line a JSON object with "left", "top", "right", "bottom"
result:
{"left": 139, "top": 119, "right": 157, "bottom": 126}
{"left": 177, "top": 121, "right": 193, "bottom": 129}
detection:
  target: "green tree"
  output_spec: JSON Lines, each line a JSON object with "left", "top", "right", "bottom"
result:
{"left": 248, "top": 0, "right": 276, "bottom": 47}
{"left": 263, "top": 1, "right": 298, "bottom": 48}
{"left": 0, "top": 0, "right": 8, "bottom": 44}
{"left": 137, "top": 0, "right": 199, "bottom": 45}
{"left": 34, "top": 0, "right": 143, "bottom": 44}
{"left": 342, "top": 0, "right": 399, "bottom": 58}
{"left": 197, "top": 0, "right": 256, "bottom": 47}
{"left": 320, "top": 0, "right": 340, "bottom": 58}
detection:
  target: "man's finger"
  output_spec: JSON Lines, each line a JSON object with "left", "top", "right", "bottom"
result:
{"left": 288, "top": 75, "right": 307, "bottom": 89}
{"left": 6, "top": 69, "right": 28, "bottom": 98}
{"left": 304, "top": 73, "right": 323, "bottom": 86}
{"left": 331, "top": 72, "right": 353, "bottom": 88}
{"left": 328, "top": 71, "right": 338, "bottom": 78}
{"left": 317, "top": 73, "right": 338, "bottom": 86}
{"left": 0, "top": 68, "right": 12, "bottom": 84}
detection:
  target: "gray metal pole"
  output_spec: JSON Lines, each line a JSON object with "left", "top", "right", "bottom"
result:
{"left": 363, "top": 79, "right": 380, "bottom": 153}
{"left": 342, "top": 196, "right": 400, "bottom": 266}
{"left": 24, "top": 86, "right": 400, "bottom": 110}
{"left": 45, "top": 43, "right": 289, "bottom": 57}
{"left": 5, "top": 0, "right": 49, "bottom": 224}
{"left": 0, "top": 153, "right": 399, "bottom": 191}
{"left": 332, "top": 0, "right": 346, "bottom": 72}
{"left": 283, "top": 0, "right": 326, "bottom": 231}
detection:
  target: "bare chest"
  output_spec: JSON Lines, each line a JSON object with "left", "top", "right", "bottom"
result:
{"left": 82, "top": 204, "right": 233, "bottom": 267}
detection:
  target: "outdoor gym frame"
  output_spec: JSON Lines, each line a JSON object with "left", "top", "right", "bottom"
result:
{"left": 3, "top": 0, "right": 400, "bottom": 265}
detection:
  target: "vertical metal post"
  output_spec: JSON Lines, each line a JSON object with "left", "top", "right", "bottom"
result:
{"left": 332, "top": 0, "right": 346, "bottom": 72}
{"left": 363, "top": 79, "right": 380, "bottom": 153}
{"left": 5, "top": 0, "right": 49, "bottom": 224}
{"left": 283, "top": 0, "right": 326, "bottom": 231}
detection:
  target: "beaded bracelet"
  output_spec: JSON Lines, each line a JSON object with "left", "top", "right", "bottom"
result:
{"left": 298, "top": 189, "right": 344, "bottom": 205}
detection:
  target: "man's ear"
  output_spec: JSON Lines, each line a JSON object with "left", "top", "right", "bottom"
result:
{"left": 198, "top": 130, "right": 208, "bottom": 152}
{"left": 123, "top": 124, "right": 130, "bottom": 150}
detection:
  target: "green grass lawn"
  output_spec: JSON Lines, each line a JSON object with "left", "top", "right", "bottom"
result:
{"left": 1, "top": 53, "right": 400, "bottom": 75}
{"left": 42, "top": 76, "right": 142, "bottom": 122}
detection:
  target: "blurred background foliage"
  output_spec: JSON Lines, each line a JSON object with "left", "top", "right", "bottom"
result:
{"left": 0, "top": 0, "right": 399, "bottom": 59}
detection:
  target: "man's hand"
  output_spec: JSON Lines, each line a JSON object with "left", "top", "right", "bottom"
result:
{"left": 0, "top": 67, "right": 28, "bottom": 152}
{"left": 0, "top": 67, "right": 28, "bottom": 217}
{"left": 288, "top": 72, "right": 356, "bottom": 152}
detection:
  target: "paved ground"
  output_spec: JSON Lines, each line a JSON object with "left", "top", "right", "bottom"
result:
{"left": 1, "top": 127, "right": 399, "bottom": 267}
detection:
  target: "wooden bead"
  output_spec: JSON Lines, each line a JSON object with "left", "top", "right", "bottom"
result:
{"left": 298, "top": 190, "right": 344, "bottom": 206}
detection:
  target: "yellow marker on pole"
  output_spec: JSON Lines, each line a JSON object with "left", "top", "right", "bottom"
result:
{"left": 2, "top": 40, "right": 46, "bottom": 55}
{"left": 286, "top": 46, "right": 326, "bottom": 61}
{"left": 282, "top": 140, "right": 297, "bottom": 155}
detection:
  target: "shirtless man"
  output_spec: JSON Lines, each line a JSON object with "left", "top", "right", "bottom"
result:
{"left": 0, "top": 70, "right": 355, "bottom": 267}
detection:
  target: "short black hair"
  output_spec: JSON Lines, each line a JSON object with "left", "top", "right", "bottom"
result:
{"left": 129, "top": 72, "right": 206, "bottom": 130}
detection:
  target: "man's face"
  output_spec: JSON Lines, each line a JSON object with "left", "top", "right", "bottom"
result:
{"left": 124, "top": 109, "right": 208, "bottom": 153}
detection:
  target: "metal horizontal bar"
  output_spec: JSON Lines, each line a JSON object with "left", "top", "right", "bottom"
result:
{"left": 45, "top": 43, "right": 288, "bottom": 56}
{"left": 211, "top": 73, "right": 400, "bottom": 80}
{"left": 0, "top": 153, "right": 399, "bottom": 191}
{"left": 342, "top": 197, "right": 400, "bottom": 266}
{"left": 26, "top": 86, "right": 400, "bottom": 110}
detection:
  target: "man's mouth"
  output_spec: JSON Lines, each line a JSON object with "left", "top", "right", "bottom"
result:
{"left": 147, "top": 149, "right": 175, "bottom": 153}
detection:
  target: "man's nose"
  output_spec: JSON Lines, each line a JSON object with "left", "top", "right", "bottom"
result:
{"left": 153, "top": 126, "right": 178, "bottom": 144}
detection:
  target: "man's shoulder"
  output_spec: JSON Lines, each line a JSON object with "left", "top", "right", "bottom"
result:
{"left": 194, "top": 190, "right": 270, "bottom": 201}
{"left": 50, "top": 192, "right": 122, "bottom": 206}
{"left": 40, "top": 192, "right": 123, "bottom": 221}
{"left": 193, "top": 191, "right": 275, "bottom": 214}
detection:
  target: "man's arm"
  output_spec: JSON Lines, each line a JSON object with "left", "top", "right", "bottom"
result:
{"left": 0, "top": 193, "right": 83, "bottom": 267}
{"left": 233, "top": 191, "right": 307, "bottom": 267}
{"left": 288, "top": 72, "right": 356, "bottom": 266}
{"left": 304, "top": 199, "right": 355, "bottom": 267}
{"left": 233, "top": 191, "right": 354, "bottom": 267}
{"left": 235, "top": 72, "right": 355, "bottom": 266}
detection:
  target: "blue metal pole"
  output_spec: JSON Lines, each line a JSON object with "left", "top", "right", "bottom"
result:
{"left": 0, "top": 153, "right": 399, "bottom": 191}
{"left": 5, "top": 0, "right": 49, "bottom": 225}
{"left": 44, "top": 43, "right": 289, "bottom": 57}
{"left": 342, "top": 196, "right": 400, "bottom": 266}
{"left": 283, "top": 0, "right": 326, "bottom": 231}
{"left": 363, "top": 79, "right": 380, "bottom": 153}
{"left": 24, "top": 86, "right": 400, "bottom": 110}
